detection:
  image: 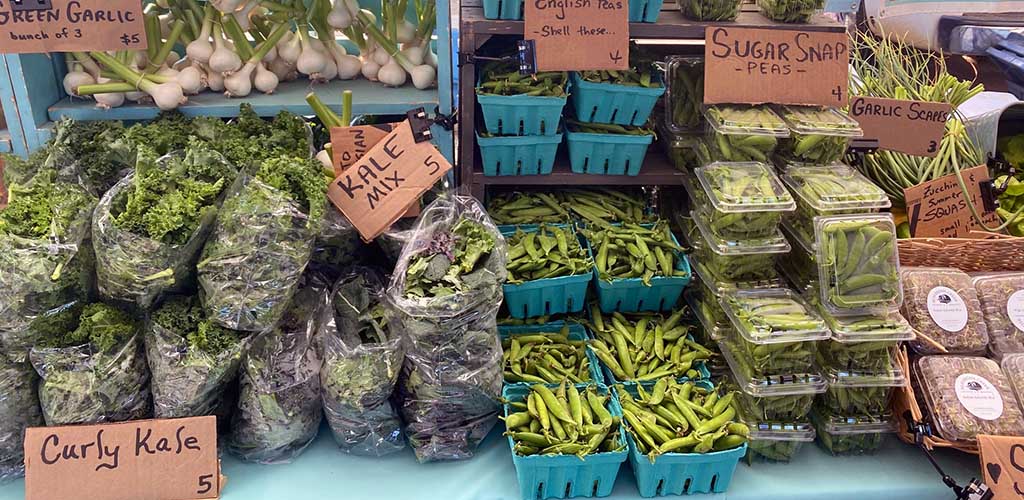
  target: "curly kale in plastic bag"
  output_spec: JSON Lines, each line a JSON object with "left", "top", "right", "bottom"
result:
{"left": 93, "top": 141, "right": 237, "bottom": 308}
{"left": 0, "top": 356, "right": 43, "bottom": 481}
{"left": 320, "top": 268, "right": 405, "bottom": 456}
{"left": 0, "top": 170, "right": 96, "bottom": 361}
{"left": 146, "top": 294, "right": 248, "bottom": 419}
{"left": 30, "top": 302, "right": 151, "bottom": 426}
{"left": 386, "top": 195, "right": 507, "bottom": 462}
{"left": 44, "top": 118, "right": 133, "bottom": 196}
{"left": 227, "top": 284, "right": 323, "bottom": 463}
{"left": 198, "top": 156, "right": 327, "bottom": 332}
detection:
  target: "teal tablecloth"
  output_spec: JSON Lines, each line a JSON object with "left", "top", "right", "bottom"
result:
{"left": 1, "top": 424, "right": 980, "bottom": 500}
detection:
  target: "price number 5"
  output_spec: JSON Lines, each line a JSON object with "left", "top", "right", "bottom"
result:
{"left": 197, "top": 474, "right": 215, "bottom": 495}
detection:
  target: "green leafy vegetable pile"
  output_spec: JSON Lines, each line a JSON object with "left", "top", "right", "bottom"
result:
{"left": 0, "top": 356, "right": 43, "bottom": 481}
{"left": 198, "top": 155, "right": 328, "bottom": 332}
{"left": 29, "top": 302, "right": 151, "bottom": 426}
{"left": 320, "top": 268, "right": 405, "bottom": 456}
{"left": 147, "top": 294, "right": 248, "bottom": 419}
{"left": 93, "top": 140, "right": 237, "bottom": 307}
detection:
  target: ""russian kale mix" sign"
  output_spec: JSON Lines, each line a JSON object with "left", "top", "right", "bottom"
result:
{"left": 703, "top": 26, "right": 849, "bottom": 107}
{"left": 0, "top": 0, "right": 145, "bottom": 53}
{"left": 524, "top": 0, "right": 629, "bottom": 71}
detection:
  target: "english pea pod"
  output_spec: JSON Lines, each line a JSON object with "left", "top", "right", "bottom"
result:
{"left": 587, "top": 306, "right": 711, "bottom": 382}
{"left": 815, "top": 215, "right": 901, "bottom": 313}
{"left": 503, "top": 384, "right": 625, "bottom": 458}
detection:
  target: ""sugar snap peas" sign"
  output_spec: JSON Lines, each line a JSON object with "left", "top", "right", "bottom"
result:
{"left": 0, "top": 0, "right": 145, "bottom": 53}
{"left": 524, "top": 0, "right": 629, "bottom": 71}
{"left": 703, "top": 26, "right": 848, "bottom": 107}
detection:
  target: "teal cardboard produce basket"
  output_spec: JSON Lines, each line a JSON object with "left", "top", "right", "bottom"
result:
{"left": 503, "top": 384, "right": 628, "bottom": 500}
{"left": 588, "top": 230, "right": 690, "bottom": 313}
{"left": 498, "top": 323, "right": 605, "bottom": 386}
{"left": 478, "top": 133, "right": 562, "bottom": 176}
{"left": 502, "top": 226, "right": 593, "bottom": 318}
{"left": 566, "top": 131, "right": 654, "bottom": 176}
{"left": 482, "top": 0, "right": 524, "bottom": 19}
{"left": 570, "top": 73, "right": 665, "bottom": 126}
{"left": 477, "top": 92, "right": 567, "bottom": 136}
{"left": 629, "top": 0, "right": 663, "bottom": 21}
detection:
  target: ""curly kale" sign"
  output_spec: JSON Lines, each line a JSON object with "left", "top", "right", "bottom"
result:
{"left": 24, "top": 416, "right": 220, "bottom": 500}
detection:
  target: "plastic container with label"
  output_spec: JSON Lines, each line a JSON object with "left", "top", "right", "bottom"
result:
{"left": 814, "top": 214, "right": 902, "bottom": 315}
{"left": 780, "top": 164, "right": 891, "bottom": 245}
{"left": 901, "top": 267, "right": 989, "bottom": 355}
{"left": 744, "top": 421, "right": 816, "bottom": 463}
{"left": 1000, "top": 353, "right": 1024, "bottom": 412}
{"left": 722, "top": 344, "right": 825, "bottom": 422}
{"left": 810, "top": 409, "right": 893, "bottom": 455}
{"left": 775, "top": 106, "right": 863, "bottom": 165}
{"left": 665, "top": 57, "right": 705, "bottom": 133}
{"left": 914, "top": 355, "right": 1024, "bottom": 443}
{"left": 690, "top": 210, "right": 790, "bottom": 284}
{"left": 692, "top": 162, "right": 796, "bottom": 241}
{"left": 973, "top": 273, "right": 1024, "bottom": 360}
{"left": 701, "top": 105, "right": 789, "bottom": 163}
{"left": 818, "top": 360, "right": 906, "bottom": 415}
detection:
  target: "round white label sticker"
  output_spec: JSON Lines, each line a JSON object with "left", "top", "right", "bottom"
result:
{"left": 955, "top": 373, "right": 1004, "bottom": 420}
{"left": 1007, "top": 290, "right": 1024, "bottom": 333}
{"left": 927, "top": 286, "right": 968, "bottom": 333}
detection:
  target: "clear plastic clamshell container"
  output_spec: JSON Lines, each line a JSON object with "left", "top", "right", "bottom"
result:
{"left": 677, "top": 0, "right": 742, "bottom": 21}
{"left": 718, "top": 287, "right": 830, "bottom": 345}
{"left": 775, "top": 106, "right": 863, "bottom": 165}
{"left": 657, "top": 117, "right": 701, "bottom": 171}
{"left": 693, "top": 162, "right": 796, "bottom": 240}
{"left": 810, "top": 409, "right": 893, "bottom": 456}
{"left": 756, "top": 0, "right": 824, "bottom": 23}
{"left": 701, "top": 104, "right": 789, "bottom": 164}
{"left": 721, "top": 342, "right": 825, "bottom": 422}
{"left": 814, "top": 214, "right": 902, "bottom": 315}
{"left": 914, "top": 355, "right": 1024, "bottom": 443}
{"left": 780, "top": 164, "right": 891, "bottom": 245}
{"left": 816, "top": 308, "right": 914, "bottom": 375}
{"left": 687, "top": 277, "right": 732, "bottom": 341}
{"left": 665, "top": 57, "right": 705, "bottom": 133}
{"left": 1000, "top": 353, "right": 1024, "bottom": 414}
{"left": 973, "top": 273, "right": 1024, "bottom": 360}
{"left": 744, "top": 421, "right": 816, "bottom": 463}
{"left": 689, "top": 210, "right": 789, "bottom": 285}
{"left": 901, "top": 267, "right": 989, "bottom": 355}
{"left": 818, "top": 358, "right": 906, "bottom": 416}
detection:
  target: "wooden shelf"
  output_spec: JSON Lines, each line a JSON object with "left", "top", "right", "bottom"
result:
{"left": 460, "top": 4, "right": 846, "bottom": 37}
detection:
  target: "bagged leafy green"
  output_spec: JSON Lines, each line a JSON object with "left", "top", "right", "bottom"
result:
{"left": 320, "top": 267, "right": 405, "bottom": 456}
{"left": 0, "top": 170, "right": 96, "bottom": 362}
{"left": 226, "top": 284, "right": 323, "bottom": 464}
{"left": 379, "top": 218, "right": 417, "bottom": 264}
{"left": 44, "top": 118, "right": 133, "bottom": 196}
{"left": 29, "top": 302, "right": 151, "bottom": 426}
{"left": 0, "top": 355, "right": 43, "bottom": 481}
{"left": 386, "top": 195, "right": 507, "bottom": 462}
{"left": 198, "top": 156, "right": 327, "bottom": 332}
{"left": 93, "top": 140, "right": 237, "bottom": 308}
{"left": 146, "top": 294, "right": 249, "bottom": 419}
{"left": 308, "top": 209, "right": 365, "bottom": 283}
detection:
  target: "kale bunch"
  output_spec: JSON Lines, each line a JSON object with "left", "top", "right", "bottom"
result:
{"left": 116, "top": 111, "right": 195, "bottom": 157}
{"left": 191, "top": 105, "right": 312, "bottom": 171}
{"left": 227, "top": 285, "right": 323, "bottom": 464}
{"left": 1, "top": 148, "right": 48, "bottom": 189}
{"left": 386, "top": 195, "right": 507, "bottom": 462}
{"left": 198, "top": 155, "right": 327, "bottom": 332}
{"left": 320, "top": 268, "right": 405, "bottom": 456}
{"left": 0, "top": 170, "right": 96, "bottom": 356}
{"left": 93, "top": 140, "right": 236, "bottom": 307}
{"left": 29, "top": 302, "right": 152, "bottom": 426}
{"left": 45, "top": 118, "right": 133, "bottom": 196}
{"left": 0, "top": 356, "right": 44, "bottom": 481}
{"left": 146, "top": 294, "right": 248, "bottom": 419}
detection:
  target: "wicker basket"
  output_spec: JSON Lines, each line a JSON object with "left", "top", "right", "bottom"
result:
{"left": 898, "top": 233, "right": 1024, "bottom": 272}
{"left": 892, "top": 346, "right": 979, "bottom": 454}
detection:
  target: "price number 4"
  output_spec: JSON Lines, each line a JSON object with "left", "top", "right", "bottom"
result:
{"left": 832, "top": 86, "right": 844, "bottom": 102}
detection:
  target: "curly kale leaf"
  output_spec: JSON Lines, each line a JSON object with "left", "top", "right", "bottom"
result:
{"left": 45, "top": 118, "right": 132, "bottom": 195}
{"left": 255, "top": 156, "right": 327, "bottom": 224}
{"left": 1, "top": 148, "right": 48, "bottom": 188}
{"left": 152, "top": 295, "right": 244, "bottom": 356}
{"left": 0, "top": 170, "right": 95, "bottom": 239}
{"left": 116, "top": 111, "right": 194, "bottom": 156}
{"left": 111, "top": 140, "right": 236, "bottom": 245}
{"left": 39, "top": 302, "right": 138, "bottom": 352}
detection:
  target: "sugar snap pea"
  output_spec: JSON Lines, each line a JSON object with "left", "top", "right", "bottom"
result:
{"left": 756, "top": 0, "right": 824, "bottom": 22}
{"left": 502, "top": 326, "right": 596, "bottom": 384}
{"left": 667, "top": 57, "right": 704, "bottom": 130}
{"left": 505, "top": 224, "right": 593, "bottom": 284}
{"left": 504, "top": 383, "right": 625, "bottom": 458}
{"left": 587, "top": 305, "right": 710, "bottom": 382}
{"left": 701, "top": 105, "right": 787, "bottom": 163}
{"left": 477, "top": 59, "right": 567, "bottom": 97}
{"left": 584, "top": 220, "right": 685, "bottom": 285}
{"left": 817, "top": 216, "right": 900, "bottom": 312}
{"left": 776, "top": 106, "right": 861, "bottom": 164}
{"left": 692, "top": 162, "right": 793, "bottom": 240}
{"left": 780, "top": 165, "right": 891, "bottom": 245}
{"left": 676, "top": 0, "right": 740, "bottom": 20}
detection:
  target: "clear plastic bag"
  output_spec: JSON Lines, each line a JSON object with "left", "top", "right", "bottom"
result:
{"left": 378, "top": 218, "right": 417, "bottom": 264}
{"left": 92, "top": 148, "right": 236, "bottom": 308}
{"left": 146, "top": 295, "right": 250, "bottom": 419}
{"left": 198, "top": 174, "right": 321, "bottom": 332}
{"left": 0, "top": 172, "right": 96, "bottom": 361}
{"left": 29, "top": 333, "right": 151, "bottom": 426}
{"left": 307, "top": 209, "right": 365, "bottom": 282}
{"left": 320, "top": 267, "right": 405, "bottom": 456}
{"left": 386, "top": 195, "right": 507, "bottom": 462}
{"left": 0, "top": 356, "right": 43, "bottom": 482}
{"left": 227, "top": 284, "right": 323, "bottom": 464}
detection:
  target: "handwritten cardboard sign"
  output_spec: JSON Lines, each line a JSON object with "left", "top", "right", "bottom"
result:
{"left": 704, "top": 27, "right": 848, "bottom": 107}
{"left": 903, "top": 165, "right": 1001, "bottom": 238}
{"left": 0, "top": 0, "right": 146, "bottom": 53}
{"left": 850, "top": 97, "right": 951, "bottom": 157}
{"left": 979, "top": 434, "right": 1024, "bottom": 498}
{"left": 329, "top": 123, "right": 398, "bottom": 176}
{"left": 524, "top": 0, "right": 629, "bottom": 71}
{"left": 328, "top": 120, "right": 451, "bottom": 241}
{"left": 25, "top": 416, "right": 220, "bottom": 500}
